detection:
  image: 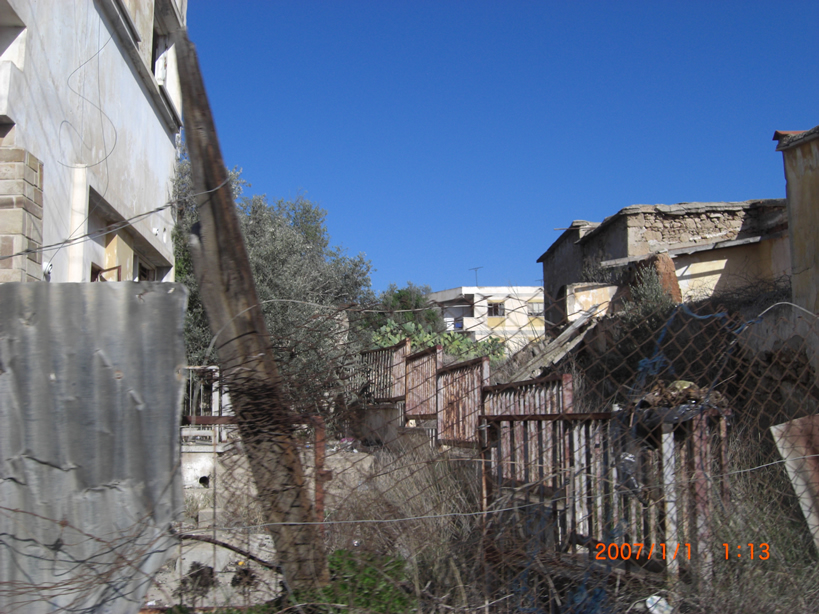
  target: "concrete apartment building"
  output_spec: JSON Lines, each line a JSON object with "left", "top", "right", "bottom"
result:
{"left": 427, "top": 286, "right": 545, "bottom": 352}
{"left": 0, "top": 0, "right": 185, "bottom": 283}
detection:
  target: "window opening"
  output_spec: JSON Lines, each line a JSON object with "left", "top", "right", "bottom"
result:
{"left": 528, "top": 302, "right": 544, "bottom": 317}
{"left": 487, "top": 302, "right": 505, "bottom": 317}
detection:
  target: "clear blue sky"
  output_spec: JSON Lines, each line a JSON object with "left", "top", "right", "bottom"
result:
{"left": 185, "top": 2, "right": 818, "bottom": 294}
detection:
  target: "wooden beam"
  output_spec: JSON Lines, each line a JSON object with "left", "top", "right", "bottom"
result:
{"left": 174, "top": 29, "right": 327, "bottom": 590}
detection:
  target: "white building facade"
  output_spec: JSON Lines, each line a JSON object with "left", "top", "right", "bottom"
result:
{"left": 0, "top": 0, "right": 185, "bottom": 283}
{"left": 427, "top": 286, "right": 545, "bottom": 353}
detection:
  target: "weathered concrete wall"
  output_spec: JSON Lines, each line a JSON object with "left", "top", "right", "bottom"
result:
{"left": 782, "top": 139, "right": 819, "bottom": 313}
{"left": 0, "top": 0, "right": 185, "bottom": 283}
{"left": 120, "top": 0, "right": 156, "bottom": 68}
{"left": 675, "top": 236, "right": 790, "bottom": 301}
{"left": 565, "top": 283, "right": 617, "bottom": 321}
{"left": 360, "top": 403, "right": 403, "bottom": 445}
{"left": 540, "top": 226, "right": 587, "bottom": 301}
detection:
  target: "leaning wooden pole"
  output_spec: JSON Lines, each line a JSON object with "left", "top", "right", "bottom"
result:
{"left": 174, "top": 29, "right": 328, "bottom": 590}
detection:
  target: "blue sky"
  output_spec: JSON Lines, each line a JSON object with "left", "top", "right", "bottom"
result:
{"left": 185, "top": 2, "right": 818, "bottom": 294}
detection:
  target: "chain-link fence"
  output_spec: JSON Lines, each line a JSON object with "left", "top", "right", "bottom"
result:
{"left": 3, "top": 280, "right": 818, "bottom": 612}
{"left": 126, "top": 279, "right": 819, "bottom": 613}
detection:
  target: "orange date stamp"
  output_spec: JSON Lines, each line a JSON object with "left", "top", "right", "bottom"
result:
{"left": 594, "top": 542, "right": 771, "bottom": 561}
{"left": 595, "top": 542, "right": 690, "bottom": 561}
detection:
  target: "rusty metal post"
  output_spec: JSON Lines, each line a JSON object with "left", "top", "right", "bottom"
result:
{"left": 311, "top": 416, "right": 332, "bottom": 537}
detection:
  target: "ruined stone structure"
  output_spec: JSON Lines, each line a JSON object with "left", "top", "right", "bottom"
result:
{"left": 538, "top": 200, "right": 790, "bottom": 314}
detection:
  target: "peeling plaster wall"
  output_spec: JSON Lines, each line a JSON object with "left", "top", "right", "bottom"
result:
{"left": 782, "top": 139, "right": 819, "bottom": 313}
{"left": 564, "top": 283, "right": 617, "bottom": 321}
{"left": 675, "top": 236, "right": 791, "bottom": 301}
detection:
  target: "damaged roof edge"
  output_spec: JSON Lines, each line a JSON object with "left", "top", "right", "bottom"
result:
{"left": 577, "top": 199, "right": 785, "bottom": 247}
{"left": 536, "top": 221, "right": 600, "bottom": 263}
{"left": 774, "top": 124, "right": 819, "bottom": 151}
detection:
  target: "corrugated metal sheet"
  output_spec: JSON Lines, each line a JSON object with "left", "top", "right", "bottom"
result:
{"left": 405, "top": 345, "right": 441, "bottom": 418}
{"left": 482, "top": 374, "right": 571, "bottom": 417}
{"left": 436, "top": 356, "right": 489, "bottom": 445}
{"left": 0, "top": 282, "right": 188, "bottom": 613}
{"left": 359, "top": 339, "right": 409, "bottom": 400}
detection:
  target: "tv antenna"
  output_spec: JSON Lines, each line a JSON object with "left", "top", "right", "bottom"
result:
{"left": 469, "top": 266, "right": 483, "bottom": 286}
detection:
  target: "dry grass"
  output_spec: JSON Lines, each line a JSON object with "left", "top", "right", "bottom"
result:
{"left": 323, "top": 440, "right": 484, "bottom": 608}
{"left": 682, "top": 433, "right": 819, "bottom": 613}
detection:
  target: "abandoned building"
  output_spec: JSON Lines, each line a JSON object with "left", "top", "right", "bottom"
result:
{"left": 0, "top": 0, "right": 186, "bottom": 283}
{"left": 537, "top": 199, "right": 790, "bottom": 323}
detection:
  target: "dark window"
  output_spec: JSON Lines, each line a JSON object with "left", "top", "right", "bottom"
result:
{"left": 487, "top": 302, "right": 505, "bottom": 317}
{"left": 138, "top": 263, "right": 156, "bottom": 281}
{"left": 528, "top": 302, "right": 544, "bottom": 317}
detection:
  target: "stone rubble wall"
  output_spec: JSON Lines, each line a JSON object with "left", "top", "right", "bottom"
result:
{"left": 625, "top": 201, "right": 786, "bottom": 254}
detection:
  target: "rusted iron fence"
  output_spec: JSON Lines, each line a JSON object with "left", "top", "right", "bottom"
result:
{"left": 480, "top": 410, "right": 730, "bottom": 582}
{"left": 405, "top": 345, "right": 442, "bottom": 418}
{"left": 437, "top": 356, "right": 490, "bottom": 445}
{"left": 356, "top": 338, "right": 410, "bottom": 400}
{"left": 483, "top": 374, "right": 574, "bottom": 417}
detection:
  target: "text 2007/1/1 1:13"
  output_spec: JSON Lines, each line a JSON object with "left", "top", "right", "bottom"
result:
{"left": 595, "top": 542, "right": 771, "bottom": 561}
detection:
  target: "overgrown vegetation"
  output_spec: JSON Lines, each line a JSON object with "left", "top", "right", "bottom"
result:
{"left": 324, "top": 445, "right": 482, "bottom": 610}
{"left": 289, "top": 549, "right": 416, "bottom": 613}
{"left": 372, "top": 319, "right": 506, "bottom": 364}
{"left": 619, "top": 265, "right": 676, "bottom": 325}
{"left": 367, "top": 283, "right": 507, "bottom": 364}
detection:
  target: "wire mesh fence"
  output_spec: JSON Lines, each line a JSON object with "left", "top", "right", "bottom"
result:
{"left": 132, "top": 283, "right": 819, "bottom": 613}
{"left": 4, "top": 283, "right": 819, "bottom": 613}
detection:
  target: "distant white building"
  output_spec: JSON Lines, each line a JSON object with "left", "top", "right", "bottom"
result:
{"left": 0, "top": 0, "right": 186, "bottom": 283}
{"left": 427, "top": 286, "right": 545, "bottom": 352}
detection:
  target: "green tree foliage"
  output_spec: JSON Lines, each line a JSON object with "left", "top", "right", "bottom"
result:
{"left": 366, "top": 283, "right": 505, "bottom": 364}
{"left": 364, "top": 281, "right": 444, "bottom": 333}
{"left": 173, "top": 151, "right": 374, "bottom": 403}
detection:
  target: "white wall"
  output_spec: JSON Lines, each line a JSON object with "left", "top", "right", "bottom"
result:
{"left": 3, "top": 0, "right": 183, "bottom": 281}
{"left": 430, "top": 286, "right": 545, "bottom": 352}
